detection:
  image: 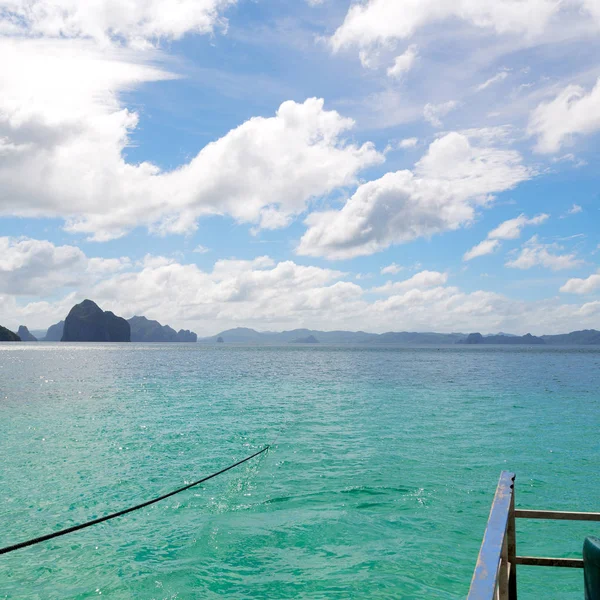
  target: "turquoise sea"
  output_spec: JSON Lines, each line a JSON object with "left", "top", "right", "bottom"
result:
{"left": 1, "top": 343, "right": 599, "bottom": 599}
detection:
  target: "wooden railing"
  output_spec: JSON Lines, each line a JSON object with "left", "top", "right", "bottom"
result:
{"left": 467, "top": 471, "right": 600, "bottom": 599}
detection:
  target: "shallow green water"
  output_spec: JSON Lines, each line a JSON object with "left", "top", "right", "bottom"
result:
{"left": 0, "top": 343, "right": 599, "bottom": 599}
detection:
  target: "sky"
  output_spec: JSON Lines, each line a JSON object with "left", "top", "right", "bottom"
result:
{"left": 0, "top": 0, "right": 599, "bottom": 336}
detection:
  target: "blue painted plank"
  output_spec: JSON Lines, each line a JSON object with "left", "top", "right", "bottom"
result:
{"left": 467, "top": 471, "right": 515, "bottom": 600}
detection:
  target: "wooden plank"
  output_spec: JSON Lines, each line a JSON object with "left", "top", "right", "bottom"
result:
{"left": 515, "top": 556, "right": 584, "bottom": 568}
{"left": 515, "top": 509, "right": 600, "bottom": 521}
{"left": 507, "top": 486, "right": 517, "bottom": 599}
{"left": 467, "top": 472, "right": 516, "bottom": 600}
{"left": 498, "top": 534, "right": 509, "bottom": 600}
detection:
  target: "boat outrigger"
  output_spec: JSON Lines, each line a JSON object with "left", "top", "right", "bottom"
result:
{"left": 468, "top": 471, "right": 600, "bottom": 599}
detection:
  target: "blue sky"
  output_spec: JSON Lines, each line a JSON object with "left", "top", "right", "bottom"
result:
{"left": 0, "top": 0, "right": 599, "bottom": 335}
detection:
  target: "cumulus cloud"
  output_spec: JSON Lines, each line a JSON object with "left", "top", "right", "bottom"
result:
{"left": 0, "top": 0, "right": 388, "bottom": 242}
{"left": 506, "top": 235, "right": 584, "bottom": 270}
{"left": 72, "top": 254, "right": 365, "bottom": 334}
{"left": 2, "top": 238, "right": 600, "bottom": 335}
{"left": 528, "top": 78, "right": 600, "bottom": 153}
{"left": 298, "top": 132, "right": 532, "bottom": 259}
{"left": 463, "top": 213, "right": 549, "bottom": 261}
{"left": 328, "top": 0, "right": 593, "bottom": 59}
{"left": 560, "top": 270, "right": 600, "bottom": 294}
{"left": 371, "top": 270, "right": 448, "bottom": 294}
{"left": 463, "top": 239, "right": 501, "bottom": 261}
{"left": 387, "top": 45, "right": 418, "bottom": 78}
{"left": 488, "top": 213, "right": 549, "bottom": 240}
{"left": 381, "top": 263, "right": 404, "bottom": 275}
{"left": 0, "top": 41, "right": 382, "bottom": 241}
{"left": 367, "top": 285, "right": 600, "bottom": 335}
{"left": 0, "top": 0, "right": 236, "bottom": 46}
{"left": 0, "top": 237, "right": 130, "bottom": 295}
{"left": 399, "top": 137, "right": 418, "bottom": 148}
{"left": 423, "top": 100, "right": 458, "bottom": 127}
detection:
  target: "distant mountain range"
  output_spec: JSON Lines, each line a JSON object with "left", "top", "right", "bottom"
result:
{"left": 199, "top": 328, "right": 600, "bottom": 345}
{"left": 2, "top": 316, "right": 599, "bottom": 346}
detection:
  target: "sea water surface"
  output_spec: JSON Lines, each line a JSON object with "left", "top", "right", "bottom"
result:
{"left": 0, "top": 343, "right": 599, "bottom": 599}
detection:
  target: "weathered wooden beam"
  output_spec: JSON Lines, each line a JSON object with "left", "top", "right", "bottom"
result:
{"left": 467, "top": 471, "right": 516, "bottom": 600}
{"left": 507, "top": 487, "right": 517, "bottom": 599}
{"left": 515, "top": 509, "right": 600, "bottom": 521}
{"left": 515, "top": 556, "right": 584, "bottom": 568}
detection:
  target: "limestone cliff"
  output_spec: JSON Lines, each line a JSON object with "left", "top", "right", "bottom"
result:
{"left": 17, "top": 326, "right": 37, "bottom": 342}
{"left": 0, "top": 326, "right": 20, "bottom": 342}
{"left": 61, "top": 300, "right": 130, "bottom": 342}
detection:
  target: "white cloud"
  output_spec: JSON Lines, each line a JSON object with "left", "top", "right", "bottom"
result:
{"left": 78, "top": 255, "right": 365, "bottom": 333}
{"left": 560, "top": 270, "right": 600, "bottom": 294}
{"left": 528, "top": 78, "right": 600, "bottom": 153}
{"left": 367, "top": 286, "right": 600, "bottom": 335}
{"left": 87, "top": 257, "right": 132, "bottom": 275}
{"left": 329, "top": 0, "right": 591, "bottom": 58}
{"left": 399, "top": 137, "right": 418, "bottom": 149}
{"left": 476, "top": 71, "right": 509, "bottom": 92}
{"left": 381, "top": 263, "right": 404, "bottom": 275}
{"left": 567, "top": 204, "right": 583, "bottom": 215}
{"left": 2, "top": 240, "right": 600, "bottom": 335}
{"left": 193, "top": 245, "right": 210, "bottom": 254}
{"left": 372, "top": 270, "right": 448, "bottom": 294}
{"left": 506, "top": 235, "right": 584, "bottom": 270}
{"left": 0, "top": 40, "right": 382, "bottom": 241}
{"left": 423, "top": 100, "right": 458, "bottom": 127}
{"left": 488, "top": 213, "right": 549, "bottom": 240}
{"left": 298, "top": 132, "right": 532, "bottom": 259}
{"left": 0, "top": 0, "right": 236, "bottom": 47}
{"left": 463, "top": 239, "right": 501, "bottom": 261}
{"left": 459, "top": 126, "right": 517, "bottom": 146}
{"left": 463, "top": 213, "right": 549, "bottom": 261}
{"left": 0, "top": 0, "right": 388, "bottom": 243}
{"left": 583, "top": 0, "right": 600, "bottom": 22}
{"left": 0, "top": 237, "right": 130, "bottom": 295}
{"left": 551, "top": 153, "right": 587, "bottom": 168}
{"left": 387, "top": 45, "right": 418, "bottom": 78}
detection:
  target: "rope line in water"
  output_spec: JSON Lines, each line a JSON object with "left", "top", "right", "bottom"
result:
{"left": 0, "top": 445, "right": 270, "bottom": 556}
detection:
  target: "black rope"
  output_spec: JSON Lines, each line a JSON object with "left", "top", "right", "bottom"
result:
{"left": 0, "top": 445, "right": 269, "bottom": 556}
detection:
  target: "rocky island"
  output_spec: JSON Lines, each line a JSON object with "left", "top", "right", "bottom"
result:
{"left": 44, "top": 320, "right": 65, "bottom": 341}
{"left": 128, "top": 316, "right": 197, "bottom": 342}
{"left": 61, "top": 300, "right": 130, "bottom": 342}
{"left": 0, "top": 326, "right": 20, "bottom": 341}
{"left": 461, "top": 332, "right": 545, "bottom": 345}
{"left": 17, "top": 326, "right": 37, "bottom": 342}
{"left": 176, "top": 329, "right": 197, "bottom": 342}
